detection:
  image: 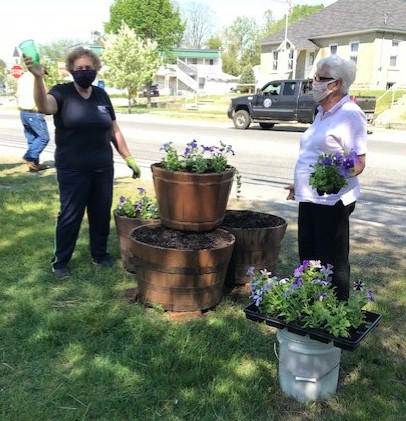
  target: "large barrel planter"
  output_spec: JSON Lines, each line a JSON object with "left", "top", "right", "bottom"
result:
{"left": 221, "top": 210, "right": 288, "bottom": 286}
{"left": 151, "top": 163, "right": 235, "bottom": 232}
{"left": 129, "top": 224, "right": 235, "bottom": 311}
{"left": 113, "top": 213, "right": 159, "bottom": 273}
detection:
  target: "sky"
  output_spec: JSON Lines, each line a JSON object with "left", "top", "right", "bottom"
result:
{"left": 1, "top": 0, "right": 337, "bottom": 65}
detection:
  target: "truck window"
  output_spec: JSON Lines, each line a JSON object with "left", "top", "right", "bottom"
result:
{"left": 283, "top": 82, "right": 296, "bottom": 96}
{"left": 302, "top": 81, "right": 312, "bottom": 94}
{"left": 263, "top": 83, "right": 281, "bottom": 96}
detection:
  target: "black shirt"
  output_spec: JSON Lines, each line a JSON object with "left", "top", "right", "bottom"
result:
{"left": 49, "top": 83, "right": 116, "bottom": 170}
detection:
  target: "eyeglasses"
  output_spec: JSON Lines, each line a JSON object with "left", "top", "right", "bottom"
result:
{"left": 313, "top": 74, "right": 336, "bottom": 82}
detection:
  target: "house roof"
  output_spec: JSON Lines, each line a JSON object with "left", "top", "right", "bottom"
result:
{"left": 261, "top": 0, "right": 406, "bottom": 49}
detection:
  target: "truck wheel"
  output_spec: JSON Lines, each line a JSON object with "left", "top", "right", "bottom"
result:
{"left": 259, "top": 123, "right": 275, "bottom": 130}
{"left": 233, "top": 110, "right": 251, "bottom": 129}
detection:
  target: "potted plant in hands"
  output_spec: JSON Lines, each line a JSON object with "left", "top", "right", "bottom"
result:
{"left": 309, "top": 150, "right": 359, "bottom": 195}
{"left": 244, "top": 260, "right": 381, "bottom": 402}
{"left": 151, "top": 140, "right": 240, "bottom": 231}
{"left": 113, "top": 187, "right": 159, "bottom": 273}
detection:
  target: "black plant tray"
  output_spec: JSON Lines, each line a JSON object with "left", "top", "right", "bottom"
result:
{"left": 244, "top": 303, "right": 382, "bottom": 351}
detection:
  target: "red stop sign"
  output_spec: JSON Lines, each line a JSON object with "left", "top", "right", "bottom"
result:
{"left": 11, "top": 64, "right": 24, "bottom": 79}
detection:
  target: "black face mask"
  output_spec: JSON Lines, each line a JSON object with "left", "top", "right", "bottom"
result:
{"left": 72, "top": 69, "right": 97, "bottom": 89}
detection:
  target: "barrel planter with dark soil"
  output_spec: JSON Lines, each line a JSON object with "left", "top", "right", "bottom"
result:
{"left": 129, "top": 224, "right": 235, "bottom": 311}
{"left": 221, "top": 210, "right": 288, "bottom": 286}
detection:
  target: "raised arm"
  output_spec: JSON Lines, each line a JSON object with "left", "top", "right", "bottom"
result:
{"left": 23, "top": 56, "right": 57, "bottom": 115}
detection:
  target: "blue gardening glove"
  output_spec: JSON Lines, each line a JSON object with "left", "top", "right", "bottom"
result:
{"left": 125, "top": 156, "right": 141, "bottom": 179}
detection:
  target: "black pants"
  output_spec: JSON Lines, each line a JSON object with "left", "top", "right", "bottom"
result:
{"left": 298, "top": 200, "right": 356, "bottom": 300}
{"left": 51, "top": 168, "right": 114, "bottom": 269}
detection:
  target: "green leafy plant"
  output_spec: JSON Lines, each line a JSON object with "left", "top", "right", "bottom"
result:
{"left": 309, "top": 150, "right": 358, "bottom": 195}
{"left": 247, "top": 260, "right": 375, "bottom": 337}
{"left": 115, "top": 187, "right": 159, "bottom": 220}
{"left": 160, "top": 139, "right": 235, "bottom": 173}
{"left": 159, "top": 139, "right": 241, "bottom": 198}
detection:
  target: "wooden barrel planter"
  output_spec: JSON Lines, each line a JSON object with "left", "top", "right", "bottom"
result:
{"left": 221, "top": 210, "right": 288, "bottom": 286}
{"left": 129, "top": 224, "right": 235, "bottom": 311}
{"left": 113, "top": 213, "right": 159, "bottom": 273}
{"left": 151, "top": 163, "right": 235, "bottom": 232}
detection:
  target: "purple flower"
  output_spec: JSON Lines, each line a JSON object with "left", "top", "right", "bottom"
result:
{"left": 249, "top": 284, "right": 264, "bottom": 306}
{"left": 315, "top": 292, "right": 327, "bottom": 301}
{"left": 119, "top": 195, "right": 126, "bottom": 203}
{"left": 160, "top": 141, "right": 173, "bottom": 152}
{"left": 320, "top": 263, "right": 334, "bottom": 281}
{"left": 353, "top": 280, "right": 365, "bottom": 291}
{"left": 246, "top": 266, "right": 256, "bottom": 276}
{"left": 321, "top": 156, "right": 334, "bottom": 166}
{"left": 137, "top": 187, "right": 146, "bottom": 195}
{"left": 225, "top": 144, "right": 235, "bottom": 155}
{"left": 366, "top": 289, "right": 375, "bottom": 302}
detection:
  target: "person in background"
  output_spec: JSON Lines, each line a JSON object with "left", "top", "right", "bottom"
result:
{"left": 16, "top": 67, "right": 50, "bottom": 171}
{"left": 285, "top": 55, "right": 367, "bottom": 300}
{"left": 23, "top": 46, "right": 141, "bottom": 278}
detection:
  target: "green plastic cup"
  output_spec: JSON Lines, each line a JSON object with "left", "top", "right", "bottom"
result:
{"left": 18, "top": 39, "right": 40, "bottom": 63}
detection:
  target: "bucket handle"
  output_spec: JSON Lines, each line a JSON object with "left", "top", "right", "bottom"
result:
{"left": 274, "top": 342, "right": 340, "bottom": 383}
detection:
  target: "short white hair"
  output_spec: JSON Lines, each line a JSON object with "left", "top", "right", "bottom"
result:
{"left": 316, "top": 55, "right": 356, "bottom": 94}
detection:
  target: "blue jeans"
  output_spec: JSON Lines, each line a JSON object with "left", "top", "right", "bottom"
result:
{"left": 20, "top": 110, "right": 50, "bottom": 164}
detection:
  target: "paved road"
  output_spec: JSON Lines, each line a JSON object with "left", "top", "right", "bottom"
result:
{"left": 1, "top": 109, "right": 405, "bottom": 235}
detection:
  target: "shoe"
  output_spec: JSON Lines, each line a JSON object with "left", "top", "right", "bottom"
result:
{"left": 23, "top": 159, "right": 48, "bottom": 172}
{"left": 52, "top": 267, "right": 71, "bottom": 278}
{"left": 30, "top": 163, "right": 48, "bottom": 172}
{"left": 92, "top": 256, "right": 115, "bottom": 267}
{"left": 28, "top": 163, "right": 48, "bottom": 172}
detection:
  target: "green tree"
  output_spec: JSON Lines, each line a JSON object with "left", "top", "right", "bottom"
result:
{"left": 0, "top": 59, "right": 6, "bottom": 92}
{"left": 41, "top": 58, "right": 67, "bottom": 87}
{"left": 205, "top": 35, "right": 222, "bottom": 50}
{"left": 101, "top": 23, "right": 161, "bottom": 112}
{"left": 263, "top": 4, "right": 324, "bottom": 36}
{"left": 38, "top": 39, "right": 84, "bottom": 63}
{"left": 105, "top": 0, "right": 185, "bottom": 51}
{"left": 238, "top": 65, "right": 256, "bottom": 93}
{"left": 222, "top": 16, "right": 260, "bottom": 76}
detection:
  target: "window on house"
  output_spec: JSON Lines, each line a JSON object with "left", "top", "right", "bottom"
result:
{"left": 192, "top": 58, "right": 198, "bottom": 65}
{"left": 308, "top": 52, "right": 315, "bottom": 66}
{"left": 350, "top": 42, "right": 359, "bottom": 64}
{"left": 209, "top": 59, "right": 214, "bottom": 65}
{"left": 272, "top": 51, "right": 278, "bottom": 71}
{"left": 330, "top": 44, "right": 338, "bottom": 54}
{"left": 390, "top": 40, "right": 399, "bottom": 67}
{"left": 288, "top": 50, "right": 294, "bottom": 70}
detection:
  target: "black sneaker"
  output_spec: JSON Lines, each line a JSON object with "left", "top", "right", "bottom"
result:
{"left": 52, "top": 267, "right": 70, "bottom": 278}
{"left": 92, "top": 257, "right": 115, "bottom": 268}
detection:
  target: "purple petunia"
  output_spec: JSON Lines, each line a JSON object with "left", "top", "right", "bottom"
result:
{"left": 353, "top": 280, "right": 365, "bottom": 291}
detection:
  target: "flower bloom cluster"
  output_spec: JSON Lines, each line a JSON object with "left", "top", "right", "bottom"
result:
{"left": 309, "top": 150, "right": 359, "bottom": 195}
{"left": 247, "top": 260, "right": 375, "bottom": 337}
{"left": 115, "top": 187, "right": 159, "bottom": 220}
{"left": 160, "top": 139, "right": 235, "bottom": 173}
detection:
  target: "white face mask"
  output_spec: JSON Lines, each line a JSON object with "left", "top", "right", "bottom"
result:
{"left": 312, "top": 80, "right": 337, "bottom": 102}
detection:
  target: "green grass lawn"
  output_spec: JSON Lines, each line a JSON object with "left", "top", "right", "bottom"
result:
{"left": 0, "top": 158, "right": 405, "bottom": 420}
